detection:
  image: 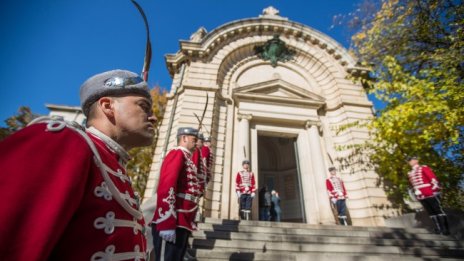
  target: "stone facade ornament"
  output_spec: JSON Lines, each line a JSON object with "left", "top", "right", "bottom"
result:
{"left": 263, "top": 6, "right": 279, "bottom": 16}
{"left": 189, "top": 27, "right": 207, "bottom": 42}
{"left": 259, "top": 6, "right": 287, "bottom": 20}
{"left": 254, "top": 35, "right": 295, "bottom": 67}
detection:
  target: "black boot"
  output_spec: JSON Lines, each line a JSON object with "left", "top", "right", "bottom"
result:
{"left": 438, "top": 215, "right": 450, "bottom": 235}
{"left": 430, "top": 215, "right": 442, "bottom": 234}
{"left": 183, "top": 249, "right": 197, "bottom": 261}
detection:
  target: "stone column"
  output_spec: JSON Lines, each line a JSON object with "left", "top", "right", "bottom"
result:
{"left": 305, "top": 120, "right": 333, "bottom": 224}
{"left": 237, "top": 113, "right": 252, "bottom": 163}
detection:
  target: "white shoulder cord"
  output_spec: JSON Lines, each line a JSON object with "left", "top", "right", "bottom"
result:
{"left": 28, "top": 117, "right": 143, "bottom": 220}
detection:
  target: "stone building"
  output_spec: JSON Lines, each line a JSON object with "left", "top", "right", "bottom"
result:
{"left": 144, "top": 7, "right": 395, "bottom": 226}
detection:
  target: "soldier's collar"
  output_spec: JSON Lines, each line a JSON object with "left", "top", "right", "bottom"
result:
{"left": 87, "top": 126, "right": 131, "bottom": 163}
{"left": 176, "top": 146, "right": 192, "bottom": 155}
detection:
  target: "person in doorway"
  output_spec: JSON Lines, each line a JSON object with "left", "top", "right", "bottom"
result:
{"left": 235, "top": 160, "right": 256, "bottom": 220}
{"left": 270, "top": 190, "right": 282, "bottom": 222}
{"left": 151, "top": 127, "right": 200, "bottom": 261}
{"left": 0, "top": 69, "right": 157, "bottom": 260}
{"left": 258, "top": 186, "right": 272, "bottom": 221}
{"left": 407, "top": 156, "right": 450, "bottom": 235}
{"left": 326, "top": 167, "right": 349, "bottom": 226}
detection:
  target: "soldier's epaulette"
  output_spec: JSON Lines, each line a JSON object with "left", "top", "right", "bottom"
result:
{"left": 27, "top": 115, "right": 144, "bottom": 220}
{"left": 27, "top": 115, "right": 85, "bottom": 133}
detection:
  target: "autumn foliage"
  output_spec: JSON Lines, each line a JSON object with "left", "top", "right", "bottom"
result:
{"left": 339, "top": 0, "right": 464, "bottom": 211}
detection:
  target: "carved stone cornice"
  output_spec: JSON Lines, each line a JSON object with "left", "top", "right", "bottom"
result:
{"left": 305, "top": 120, "right": 323, "bottom": 133}
{"left": 237, "top": 113, "right": 253, "bottom": 121}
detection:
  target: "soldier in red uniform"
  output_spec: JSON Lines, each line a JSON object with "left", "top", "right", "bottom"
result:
{"left": 192, "top": 133, "right": 207, "bottom": 195}
{"left": 407, "top": 156, "right": 450, "bottom": 235}
{"left": 326, "top": 167, "right": 349, "bottom": 226}
{"left": 0, "top": 69, "right": 157, "bottom": 261}
{"left": 202, "top": 136, "right": 214, "bottom": 185}
{"left": 235, "top": 160, "right": 256, "bottom": 220}
{"left": 151, "top": 127, "right": 200, "bottom": 261}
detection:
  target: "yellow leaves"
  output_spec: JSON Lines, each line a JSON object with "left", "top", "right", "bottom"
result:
{"left": 352, "top": 32, "right": 367, "bottom": 42}
{"left": 341, "top": 0, "right": 464, "bottom": 211}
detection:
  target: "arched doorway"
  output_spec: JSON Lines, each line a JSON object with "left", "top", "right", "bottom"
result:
{"left": 257, "top": 135, "right": 305, "bottom": 223}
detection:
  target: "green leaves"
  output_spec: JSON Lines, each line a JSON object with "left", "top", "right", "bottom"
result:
{"left": 0, "top": 106, "right": 39, "bottom": 141}
{"left": 342, "top": 0, "right": 464, "bottom": 211}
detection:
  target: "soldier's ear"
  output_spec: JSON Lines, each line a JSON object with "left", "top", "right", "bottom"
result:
{"left": 98, "top": 97, "right": 116, "bottom": 119}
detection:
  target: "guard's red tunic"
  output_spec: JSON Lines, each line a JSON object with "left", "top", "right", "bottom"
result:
{"left": 326, "top": 176, "right": 348, "bottom": 200}
{"left": 152, "top": 147, "right": 200, "bottom": 232}
{"left": 0, "top": 122, "right": 146, "bottom": 261}
{"left": 408, "top": 165, "right": 440, "bottom": 200}
{"left": 235, "top": 170, "right": 256, "bottom": 195}
{"left": 192, "top": 145, "right": 213, "bottom": 195}
{"left": 201, "top": 145, "right": 213, "bottom": 185}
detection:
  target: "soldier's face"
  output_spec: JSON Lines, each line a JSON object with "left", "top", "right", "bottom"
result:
{"left": 409, "top": 159, "right": 418, "bottom": 167}
{"left": 196, "top": 139, "right": 204, "bottom": 149}
{"left": 182, "top": 135, "right": 198, "bottom": 152}
{"left": 243, "top": 163, "right": 250, "bottom": 170}
{"left": 112, "top": 95, "right": 157, "bottom": 149}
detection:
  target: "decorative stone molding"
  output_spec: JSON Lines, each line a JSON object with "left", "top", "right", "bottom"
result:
{"left": 259, "top": 6, "right": 288, "bottom": 20}
{"left": 190, "top": 27, "right": 208, "bottom": 42}
{"left": 237, "top": 113, "right": 253, "bottom": 121}
{"left": 164, "top": 11, "right": 358, "bottom": 76}
{"left": 305, "top": 120, "right": 323, "bottom": 133}
{"left": 304, "top": 120, "right": 321, "bottom": 129}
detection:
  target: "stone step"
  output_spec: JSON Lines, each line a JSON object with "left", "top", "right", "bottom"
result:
{"left": 191, "top": 249, "right": 464, "bottom": 261}
{"left": 190, "top": 238, "right": 464, "bottom": 258}
{"left": 203, "top": 218, "right": 431, "bottom": 234}
{"left": 192, "top": 230, "right": 461, "bottom": 248}
{"left": 197, "top": 223, "right": 451, "bottom": 241}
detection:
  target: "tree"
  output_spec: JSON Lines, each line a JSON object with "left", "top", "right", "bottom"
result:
{"left": 338, "top": 0, "right": 464, "bottom": 211}
{"left": 0, "top": 106, "right": 39, "bottom": 141}
{"left": 126, "top": 86, "right": 168, "bottom": 197}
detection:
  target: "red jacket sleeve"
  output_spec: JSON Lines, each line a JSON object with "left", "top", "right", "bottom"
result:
{"left": 0, "top": 123, "right": 92, "bottom": 261}
{"left": 201, "top": 146, "right": 212, "bottom": 183}
{"left": 422, "top": 165, "right": 440, "bottom": 192}
{"left": 153, "top": 149, "right": 184, "bottom": 231}
{"left": 192, "top": 148, "right": 201, "bottom": 171}
{"left": 235, "top": 172, "right": 241, "bottom": 192}
{"left": 326, "top": 179, "right": 335, "bottom": 199}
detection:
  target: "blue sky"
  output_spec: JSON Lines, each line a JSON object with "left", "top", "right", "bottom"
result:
{"left": 0, "top": 0, "right": 365, "bottom": 126}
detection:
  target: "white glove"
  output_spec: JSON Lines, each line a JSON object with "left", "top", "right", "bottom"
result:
{"left": 251, "top": 193, "right": 255, "bottom": 198}
{"left": 331, "top": 198, "right": 337, "bottom": 204}
{"left": 159, "top": 229, "right": 176, "bottom": 243}
{"left": 236, "top": 191, "right": 241, "bottom": 197}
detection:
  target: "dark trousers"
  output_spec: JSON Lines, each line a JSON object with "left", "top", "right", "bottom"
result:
{"left": 336, "top": 199, "right": 347, "bottom": 217}
{"left": 419, "top": 196, "right": 449, "bottom": 235}
{"left": 152, "top": 225, "right": 190, "bottom": 261}
{"left": 240, "top": 194, "right": 253, "bottom": 211}
{"left": 259, "top": 206, "right": 270, "bottom": 221}
{"left": 419, "top": 196, "right": 445, "bottom": 216}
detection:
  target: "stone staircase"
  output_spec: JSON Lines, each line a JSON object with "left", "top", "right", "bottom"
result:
{"left": 188, "top": 218, "right": 464, "bottom": 261}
